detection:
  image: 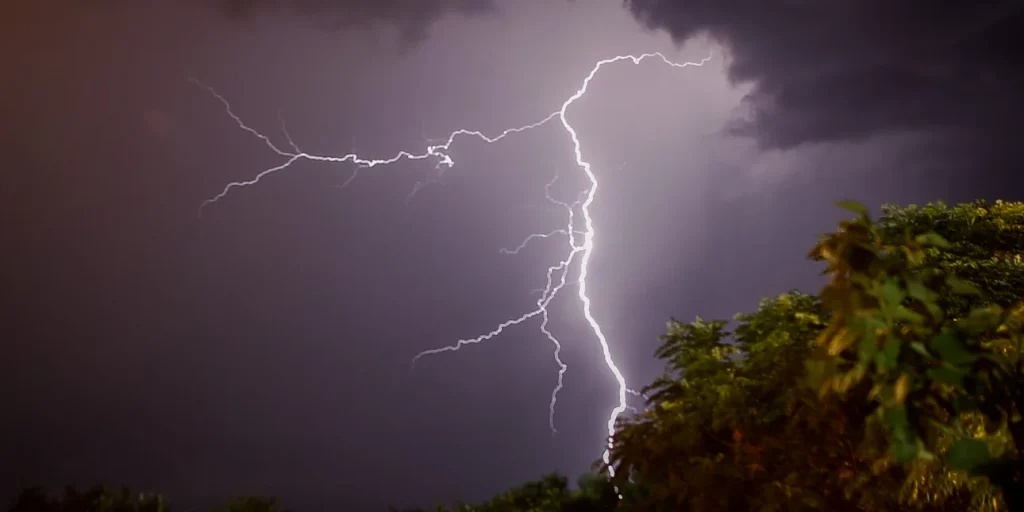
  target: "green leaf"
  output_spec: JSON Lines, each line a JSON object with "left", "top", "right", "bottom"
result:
{"left": 931, "top": 331, "right": 977, "bottom": 365}
{"left": 794, "top": 312, "right": 823, "bottom": 325}
{"left": 905, "top": 278, "right": 934, "bottom": 304}
{"left": 882, "top": 405, "right": 910, "bottom": 430}
{"left": 858, "top": 328, "right": 879, "bottom": 365}
{"left": 962, "top": 305, "right": 1004, "bottom": 333}
{"left": 890, "top": 439, "right": 919, "bottom": 464}
{"left": 947, "top": 439, "right": 991, "bottom": 473}
{"left": 879, "top": 279, "right": 904, "bottom": 309}
{"left": 909, "top": 342, "right": 930, "bottom": 357}
{"left": 914, "top": 232, "right": 951, "bottom": 248}
{"left": 836, "top": 200, "right": 869, "bottom": 217}
{"left": 806, "top": 349, "right": 837, "bottom": 390}
{"left": 892, "top": 306, "right": 924, "bottom": 324}
{"left": 946, "top": 277, "right": 981, "bottom": 296}
{"left": 876, "top": 341, "right": 901, "bottom": 370}
{"left": 926, "top": 366, "right": 965, "bottom": 388}
{"left": 883, "top": 406, "right": 920, "bottom": 463}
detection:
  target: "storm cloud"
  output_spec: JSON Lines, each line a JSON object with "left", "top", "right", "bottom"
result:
{"left": 214, "top": 0, "right": 498, "bottom": 44}
{"left": 624, "top": 0, "right": 1024, "bottom": 158}
{"left": 8, "top": 0, "right": 498, "bottom": 54}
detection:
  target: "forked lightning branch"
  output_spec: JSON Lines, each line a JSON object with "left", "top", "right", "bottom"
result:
{"left": 196, "top": 52, "right": 711, "bottom": 476}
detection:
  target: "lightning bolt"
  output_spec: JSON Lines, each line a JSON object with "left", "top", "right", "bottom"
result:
{"left": 197, "top": 52, "right": 711, "bottom": 480}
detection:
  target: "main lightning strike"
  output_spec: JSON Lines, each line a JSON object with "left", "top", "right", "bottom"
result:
{"left": 198, "top": 52, "right": 711, "bottom": 478}
{"left": 555, "top": 52, "right": 708, "bottom": 475}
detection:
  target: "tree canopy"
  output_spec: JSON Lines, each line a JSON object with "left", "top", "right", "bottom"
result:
{"left": 607, "top": 200, "right": 1024, "bottom": 511}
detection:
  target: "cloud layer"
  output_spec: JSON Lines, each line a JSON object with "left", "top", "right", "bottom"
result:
{"left": 215, "top": 0, "right": 497, "bottom": 44}
{"left": 624, "top": 0, "right": 1024, "bottom": 155}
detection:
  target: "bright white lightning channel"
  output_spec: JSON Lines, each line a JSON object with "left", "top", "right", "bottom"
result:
{"left": 197, "top": 52, "right": 711, "bottom": 478}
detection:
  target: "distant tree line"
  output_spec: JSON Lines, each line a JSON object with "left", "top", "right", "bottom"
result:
{"left": 5, "top": 485, "right": 281, "bottom": 512}
{"left": 9, "top": 200, "right": 1024, "bottom": 511}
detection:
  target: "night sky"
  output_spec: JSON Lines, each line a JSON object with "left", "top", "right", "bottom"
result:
{"left": 3, "top": 1, "right": 1023, "bottom": 510}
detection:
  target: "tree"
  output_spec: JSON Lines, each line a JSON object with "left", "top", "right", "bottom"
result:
{"left": 7, "top": 485, "right": 170, "bottom": 512}
{"left": 394, "top": 472, "right": 620, "bottom": 512}
{"left": 608, "top": 200, "right": 1024, "bottom": 511}
{"left": 811, "top": 200, "right": 1024, "bottom": 508}
{"left": 212, "top": 496, "right": 285, "bottom": 512}
{"left": 609, "top": 293, "right": 919, "bottom": 511}
{"left": 5, "top": 486, "right": 289, "bottom": 512}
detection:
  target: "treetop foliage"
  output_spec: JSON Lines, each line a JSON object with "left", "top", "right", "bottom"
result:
{"left": 608, "top": 199, "right": 1024, "bottom": 511}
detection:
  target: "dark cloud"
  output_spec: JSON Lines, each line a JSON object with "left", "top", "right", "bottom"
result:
{"left": 215, "top": 0, "right": 498, "bottom": 44}
{"left": 6, "top": 1, "right": 497, "bottom": 53}
{"left": 624, "top": 0, "right": 1024, "bottom": 156}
